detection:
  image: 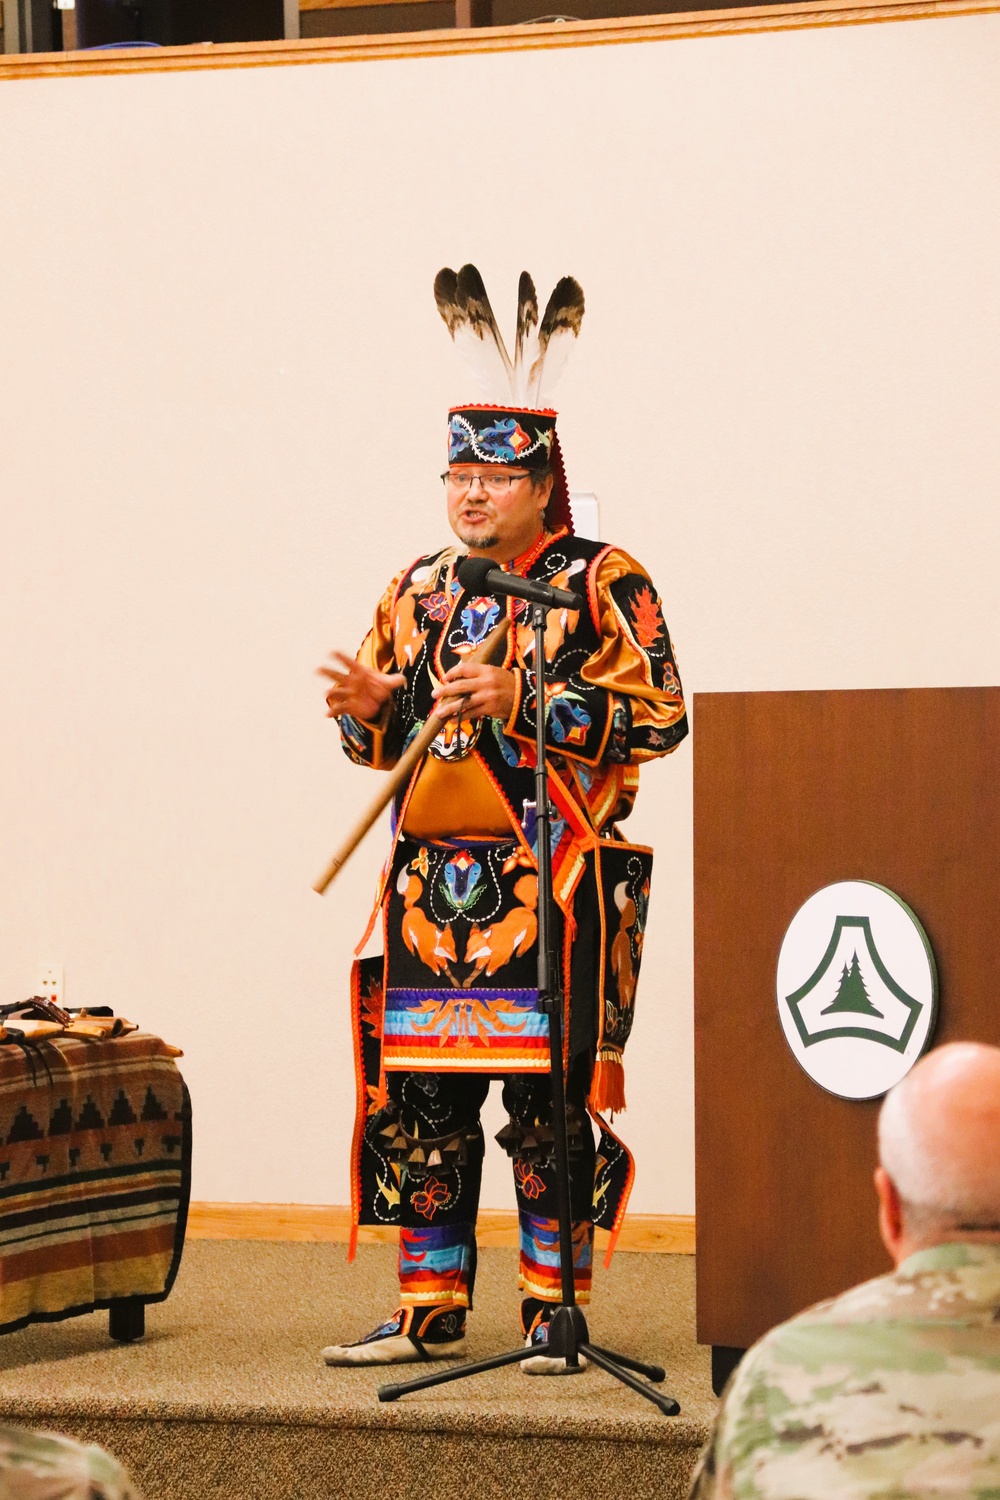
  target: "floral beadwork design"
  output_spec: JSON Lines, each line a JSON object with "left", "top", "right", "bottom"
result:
{"left": 547, "top": 685, "right": 592, "bottom": 746}
{"left": 629, "top": 584, "right": 666, "bottom": 650}
{"left": 514, "top": 1158, "right": 545, "bottom": 1200}
{"left": 448, "top": 413, "right": 553, "bottom": 465}
{"left": 419, "top": 591, "right": 452, "bottom": 623}
{"left": 460, "top": 596, "right": 501, "bottom": 647}
{"left": 411, "top": 1176, "right": 453, "bottom": 1220}
{"left": 441, "top": 851, "right": 485, "bottom": 913}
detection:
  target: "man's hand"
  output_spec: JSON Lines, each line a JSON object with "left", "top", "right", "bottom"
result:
{"left": 433, "top": 662, "right": 516, "bottom": 724}
{"left": 318, "top": 652, "right": 406, "bottom": 721}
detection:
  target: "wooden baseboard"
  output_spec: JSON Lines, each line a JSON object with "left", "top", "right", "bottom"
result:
{"left": 187, "top": 1201, "right": 695, "bottom": 1253}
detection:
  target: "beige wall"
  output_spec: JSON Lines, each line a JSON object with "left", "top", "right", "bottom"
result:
{"left": 1, "top": 12, "right": 999, "bottom": 1216}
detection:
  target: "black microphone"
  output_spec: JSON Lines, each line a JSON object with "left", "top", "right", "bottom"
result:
{"left": 457, "top": 556, "right": 582, "bottom": 611}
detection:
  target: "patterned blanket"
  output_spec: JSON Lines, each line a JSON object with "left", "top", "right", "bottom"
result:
{"left": 0, "top": 1031, "right": 189, "bottom": 1334}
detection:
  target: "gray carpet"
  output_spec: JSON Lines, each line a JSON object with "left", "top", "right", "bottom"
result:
{"left": 0, "top": 1241, "right": 716, "bottom": 1500}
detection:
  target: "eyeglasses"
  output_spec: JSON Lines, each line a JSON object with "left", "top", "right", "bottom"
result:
{"left": 441, "top": 471, "right": 533, "bottom": 496}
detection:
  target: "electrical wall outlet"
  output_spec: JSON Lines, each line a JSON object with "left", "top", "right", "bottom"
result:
{"left": 36, "top": 963, "right": 65, "bottom": 1007}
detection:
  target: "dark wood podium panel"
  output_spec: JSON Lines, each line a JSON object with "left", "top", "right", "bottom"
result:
{"left": 693, "top": 686, "right": 1000, "bottom": 1351}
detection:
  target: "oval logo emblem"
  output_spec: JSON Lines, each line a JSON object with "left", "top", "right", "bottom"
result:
{"left": 776, "top": 881, "right": 938, "bottom": 1100}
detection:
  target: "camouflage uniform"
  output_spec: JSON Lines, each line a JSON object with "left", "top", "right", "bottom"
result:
{"left": 690, "top": 1243, "right": 1000, "bottom": 1499}
{"left": 0, "top": 1424, "right": 140, "bottom": 1500}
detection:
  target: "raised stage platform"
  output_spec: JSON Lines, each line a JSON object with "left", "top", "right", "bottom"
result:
{"left": 0, "top": 1240, "right": 715, "bottom": 1500}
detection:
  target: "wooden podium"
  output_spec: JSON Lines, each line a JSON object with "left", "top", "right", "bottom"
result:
{"left": 693, "top": 686, "right": 1000, "bottom": 1389}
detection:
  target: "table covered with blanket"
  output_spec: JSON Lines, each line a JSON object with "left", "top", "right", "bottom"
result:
{"left": 0, "top": 1030, "right": 190, "bottom": 1335}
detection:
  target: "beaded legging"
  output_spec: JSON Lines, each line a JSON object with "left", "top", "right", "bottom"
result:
{"left": 378, "top": 1061, "right": 596, "bottom": 1309}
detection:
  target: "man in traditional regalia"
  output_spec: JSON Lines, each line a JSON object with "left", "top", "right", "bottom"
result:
{"left": 318, "top": 266, "right": 687, "bottom": 1369}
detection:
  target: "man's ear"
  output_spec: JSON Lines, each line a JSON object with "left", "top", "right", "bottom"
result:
{"left": 875, "top": 1166, "right": 905, "bottom": 1265}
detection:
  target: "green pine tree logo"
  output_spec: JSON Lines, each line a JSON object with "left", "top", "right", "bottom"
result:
{"left": 783, "top": 913, "right": 930, "bottom": 1055}
{"left": 820, "top": 951, "right": 884, "bottom": 1019}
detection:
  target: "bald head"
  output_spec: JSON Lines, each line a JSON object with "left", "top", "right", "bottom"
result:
{"left": 878, "top": 1042, "right": 1000, "bottom": 1247}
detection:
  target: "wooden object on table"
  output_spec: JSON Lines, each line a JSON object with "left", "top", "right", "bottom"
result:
{"left": 694, "top": 686, "right": 1000, "bottom": 1364}
{"left": 314, "top": 616, "right": 511, "bottom": 894}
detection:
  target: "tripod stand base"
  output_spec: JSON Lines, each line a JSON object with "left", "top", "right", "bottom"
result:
{"left": 377, "top": 1305, "right": 680, "bottom": 1416}
{"left": 543, "top": 1304, "right": 590, "bottom": 1370}
{"left": 523, "top": 1307, "right": 587, "bottom": 1376}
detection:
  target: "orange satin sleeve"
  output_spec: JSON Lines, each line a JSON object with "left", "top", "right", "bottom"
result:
{"left": 341, "top": 567, "right": 409, "bottom": 770}
{"left": 579, "top": 548, "right": 687, "bottom": 757}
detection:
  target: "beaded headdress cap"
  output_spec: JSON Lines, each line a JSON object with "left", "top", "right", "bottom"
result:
{"left": 434, "top": 265, "right": 584, "bottom": 535}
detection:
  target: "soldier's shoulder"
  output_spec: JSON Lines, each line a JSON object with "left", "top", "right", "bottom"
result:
{"left": 724, "top": 1255, "right": 1000, "bottom": 1406}
{"left": 721, "top": 1271, "right": 899, "bottom": 1392}
{"left": 709, "top": 1262, "right": 1000, "bottom": 1500}
{"left": 827, "top": 1247, "right": 1000, "bottom": 1325}
{"left": 0, "top": 1425, "right": 137, "bottom": 1498}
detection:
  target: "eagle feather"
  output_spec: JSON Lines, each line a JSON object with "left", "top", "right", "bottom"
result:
{"left": 434, "top": 263, "right": 513, "bottom": 402}
{"left": 512, "top": 271, "right": 540, "bottom": 406}
{"left": 434, "top": 265, "right": 584, "bottom": 410}
{"left": 527, "top": 275, "right": 585, "bottom": 408}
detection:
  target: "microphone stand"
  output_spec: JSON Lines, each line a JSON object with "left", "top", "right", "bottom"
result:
{"left": 378, "top": 602, "right": 680, "bottom": 1416}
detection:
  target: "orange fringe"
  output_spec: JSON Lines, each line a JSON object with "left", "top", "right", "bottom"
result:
{"left": 589, "top": 1051, "right": 626, "bottom": 1115}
